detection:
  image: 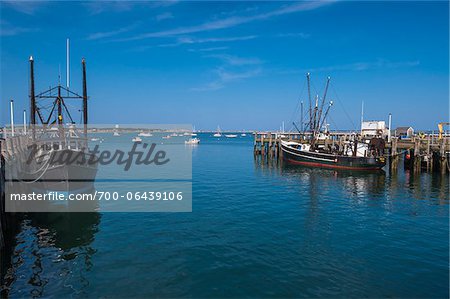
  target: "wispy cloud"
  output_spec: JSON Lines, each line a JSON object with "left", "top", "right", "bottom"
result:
{"left": 84, "top": 1, "right": 178, "bottom": 15}
{"left": 188, "top": 47, "right": 229, "bottom": 52}
{"left": 117, "top": 1, "right": 334, "bottom": 41}
{"left": 87, "top": 23, "right": 139, "bottom": 41}
{"left": 276, "top": 32, "right": 310, "bottom": 38}
{"left": 132, "top": 35, "right": 257, "bottom": 51}
{"left": 156, "top": 35, "right": 257, "bottom": 47}
{"left": 155, "top": 12, "right": 174, "bottom": 22}
{"left": 207, "top": 54, "right": 263, "bottom": 66}
{"left": 304, "top": 59, "right": 420, "bottom": 73}
{"left": 191, "top": 68, "right": 262, "bottom": 91}
{"left": 2, "top": 1, "right": 44, "bottom": 15}
{"left": 0, "top": 20, "right": 38, "bottom": 36}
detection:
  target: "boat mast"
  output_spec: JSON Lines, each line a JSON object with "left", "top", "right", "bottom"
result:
{"left": 360, "top": 101, "right": 364, "bottom": 135}
{"left": 82, "top": 58, "right": 88, "bottom": 139}
{"left": 29, "top": 56, "right": 36, "bottom": 140}
{"left": 300, "top": 100, "right": 304, "bottom": 133}
{"left": 319, "top": 101, "right": 333, "bottom": 131}
{"left": 10, "top": 100, "right": 14, "bottom": 137}
{"left": 313, "top": 95, "right": 319, "bottom": 134}
{"left": 316, "top": 76, "right": 330, "bottom": 133}
{"left": 66, "top": 38, "right": 70, "bottom": 89}
{"left": 306, "top": 73, "right": 312, "bottom": 131}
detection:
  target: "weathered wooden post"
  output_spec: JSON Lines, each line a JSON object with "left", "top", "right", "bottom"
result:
{"left": 414, "top": 137, "right": 421, "bottom": 173}
{"left": 278, "top": 135, "right": 283, "bottom": 161}
{"left": 426, "top": 135, "right": 432, "bottom": 172}
{"left": 0, "top": 139, "right": 4, "bottom": 248}
{"left": 440, "top": 139, "right": 447, "bottom": 174}
{"left": 391, "top": 137, "right": 398, "bottom": 171}
{"left": 253, "top": 132, "right": 257, "bottom": 156}
{"left": 260, "top": 134, "right": 265, "bottom": 157}
{"left": 268, "top": 132, "right": 273, "bottom": 159}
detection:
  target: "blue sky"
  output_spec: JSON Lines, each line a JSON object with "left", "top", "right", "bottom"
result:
{"left": 0, "top": 1, "right": 448, "bottom": 131}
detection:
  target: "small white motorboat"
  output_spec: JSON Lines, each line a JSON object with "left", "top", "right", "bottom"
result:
{"left": 132, "top": 136, "right": 143, "bottom": 142}
{"left": 162, "top": 135, "right": 171, "bottom": 139}
{"left": 241, "top": 133, "right": 247, "bottom": 137}
{"left": 113, "top": 131, "right": 120, "bottom": 136}
{"left": 138, "top": 132, "right": 153, "bottom": 137}
{"left": 191, "top": 133, "right": 197, "bottom": 136}
{"left": 185, "top": 138, "right": 200, "bottom": 145}
{"left": 225, "top": 134, "right": 237, "bottom": 138}
{"left": 90, "top": 137, "right": 100, "bottom": 142}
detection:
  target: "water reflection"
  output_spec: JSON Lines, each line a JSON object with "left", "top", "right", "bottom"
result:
{"left": 1, "top": 211, "right": 100, "bottom": 297}
{"left": 254, "top": 157, "right": 448, "bottom": 204}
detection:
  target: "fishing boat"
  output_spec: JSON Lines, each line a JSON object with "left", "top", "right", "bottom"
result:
{"left": 18, "top": 56, "right": 99, "bottom": 193}
{"left": 213, "top": 126, "right": 222, "bottom": 137}
{"left": 280, "top": 73, "right": 386, "bottom": 171}
{"left": 132, "top": 136, "right": 142, "bottom": 142}
{"left": 225, "top": 134, "right": 237, "bottom": 138}
{"left": 185, "top": 137, "right": 200, "bottom": 144}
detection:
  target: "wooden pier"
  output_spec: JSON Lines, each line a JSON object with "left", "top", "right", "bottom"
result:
{"left": 253, "top": 132, "right": 450, "bottom": 173}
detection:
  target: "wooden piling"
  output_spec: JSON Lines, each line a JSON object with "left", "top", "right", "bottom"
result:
{"left": 391, "top": 137, "right": 398, "bottom": 170}
{"left": 440, "top": 139, "right": 447, "bottom": 174}
{"left": 414, "top": 137, "right": 421, "bottom": 173}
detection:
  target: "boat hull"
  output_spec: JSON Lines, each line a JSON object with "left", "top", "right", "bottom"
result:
{"left": 19, "top": 149, "right": 98, "bottom": 193}
{"left": 281, "top": 141, "right": 385, "bottom": 171}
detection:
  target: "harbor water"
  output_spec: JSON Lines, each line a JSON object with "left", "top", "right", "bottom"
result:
{"left": 1, "top": 133, "right": 448, "bottom": 298}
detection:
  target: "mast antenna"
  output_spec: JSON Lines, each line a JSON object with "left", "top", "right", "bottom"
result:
{"left": 66, "top": 38, "right": 70, "bottom": 88}
{"left": 360, "top": 101, "right": 364, "bottom": 134}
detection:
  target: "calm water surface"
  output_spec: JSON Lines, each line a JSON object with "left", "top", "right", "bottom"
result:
{"left": 1, "top": 133, "right": 449, "bottom": 298}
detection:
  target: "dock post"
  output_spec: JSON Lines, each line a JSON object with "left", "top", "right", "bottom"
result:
{"left": 268, "top": 133, "right": 273, "bottom": 159}
{"left": 391, "top": 137, "right": 398, "bottom": 171}
{"left": 260, "top": 134, "right": 265, "bottom": 157}
{"left": 0, "top": 140, "right": 4, "bottom": 249}
{"left": 414, "top": 138, "right": 421, "bottom": 173}
{"left": 253, "top": 133, "right": 257, "bottom": 156}
{"left": 426, "top": 135, "right": 432, "bottom": 172}
{"left": 278, "top": 136, "right": 283, "bottom": 161}
{"left": 440, "top": 139, "right": 447, "bottom": 174}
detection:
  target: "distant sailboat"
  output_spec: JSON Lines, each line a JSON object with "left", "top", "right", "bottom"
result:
{"left": 225, "top": 134, "right": 237, "bottom": 138}
{"left": 113, "top": 124, "right": 120, "bottom": 136}
{"left": 213, "top": 126, "right": 222, "bottom": 137}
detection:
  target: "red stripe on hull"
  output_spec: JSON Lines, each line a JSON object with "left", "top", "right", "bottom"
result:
{"left": 285, "top": 158, "right": 383, "bottom": 171}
